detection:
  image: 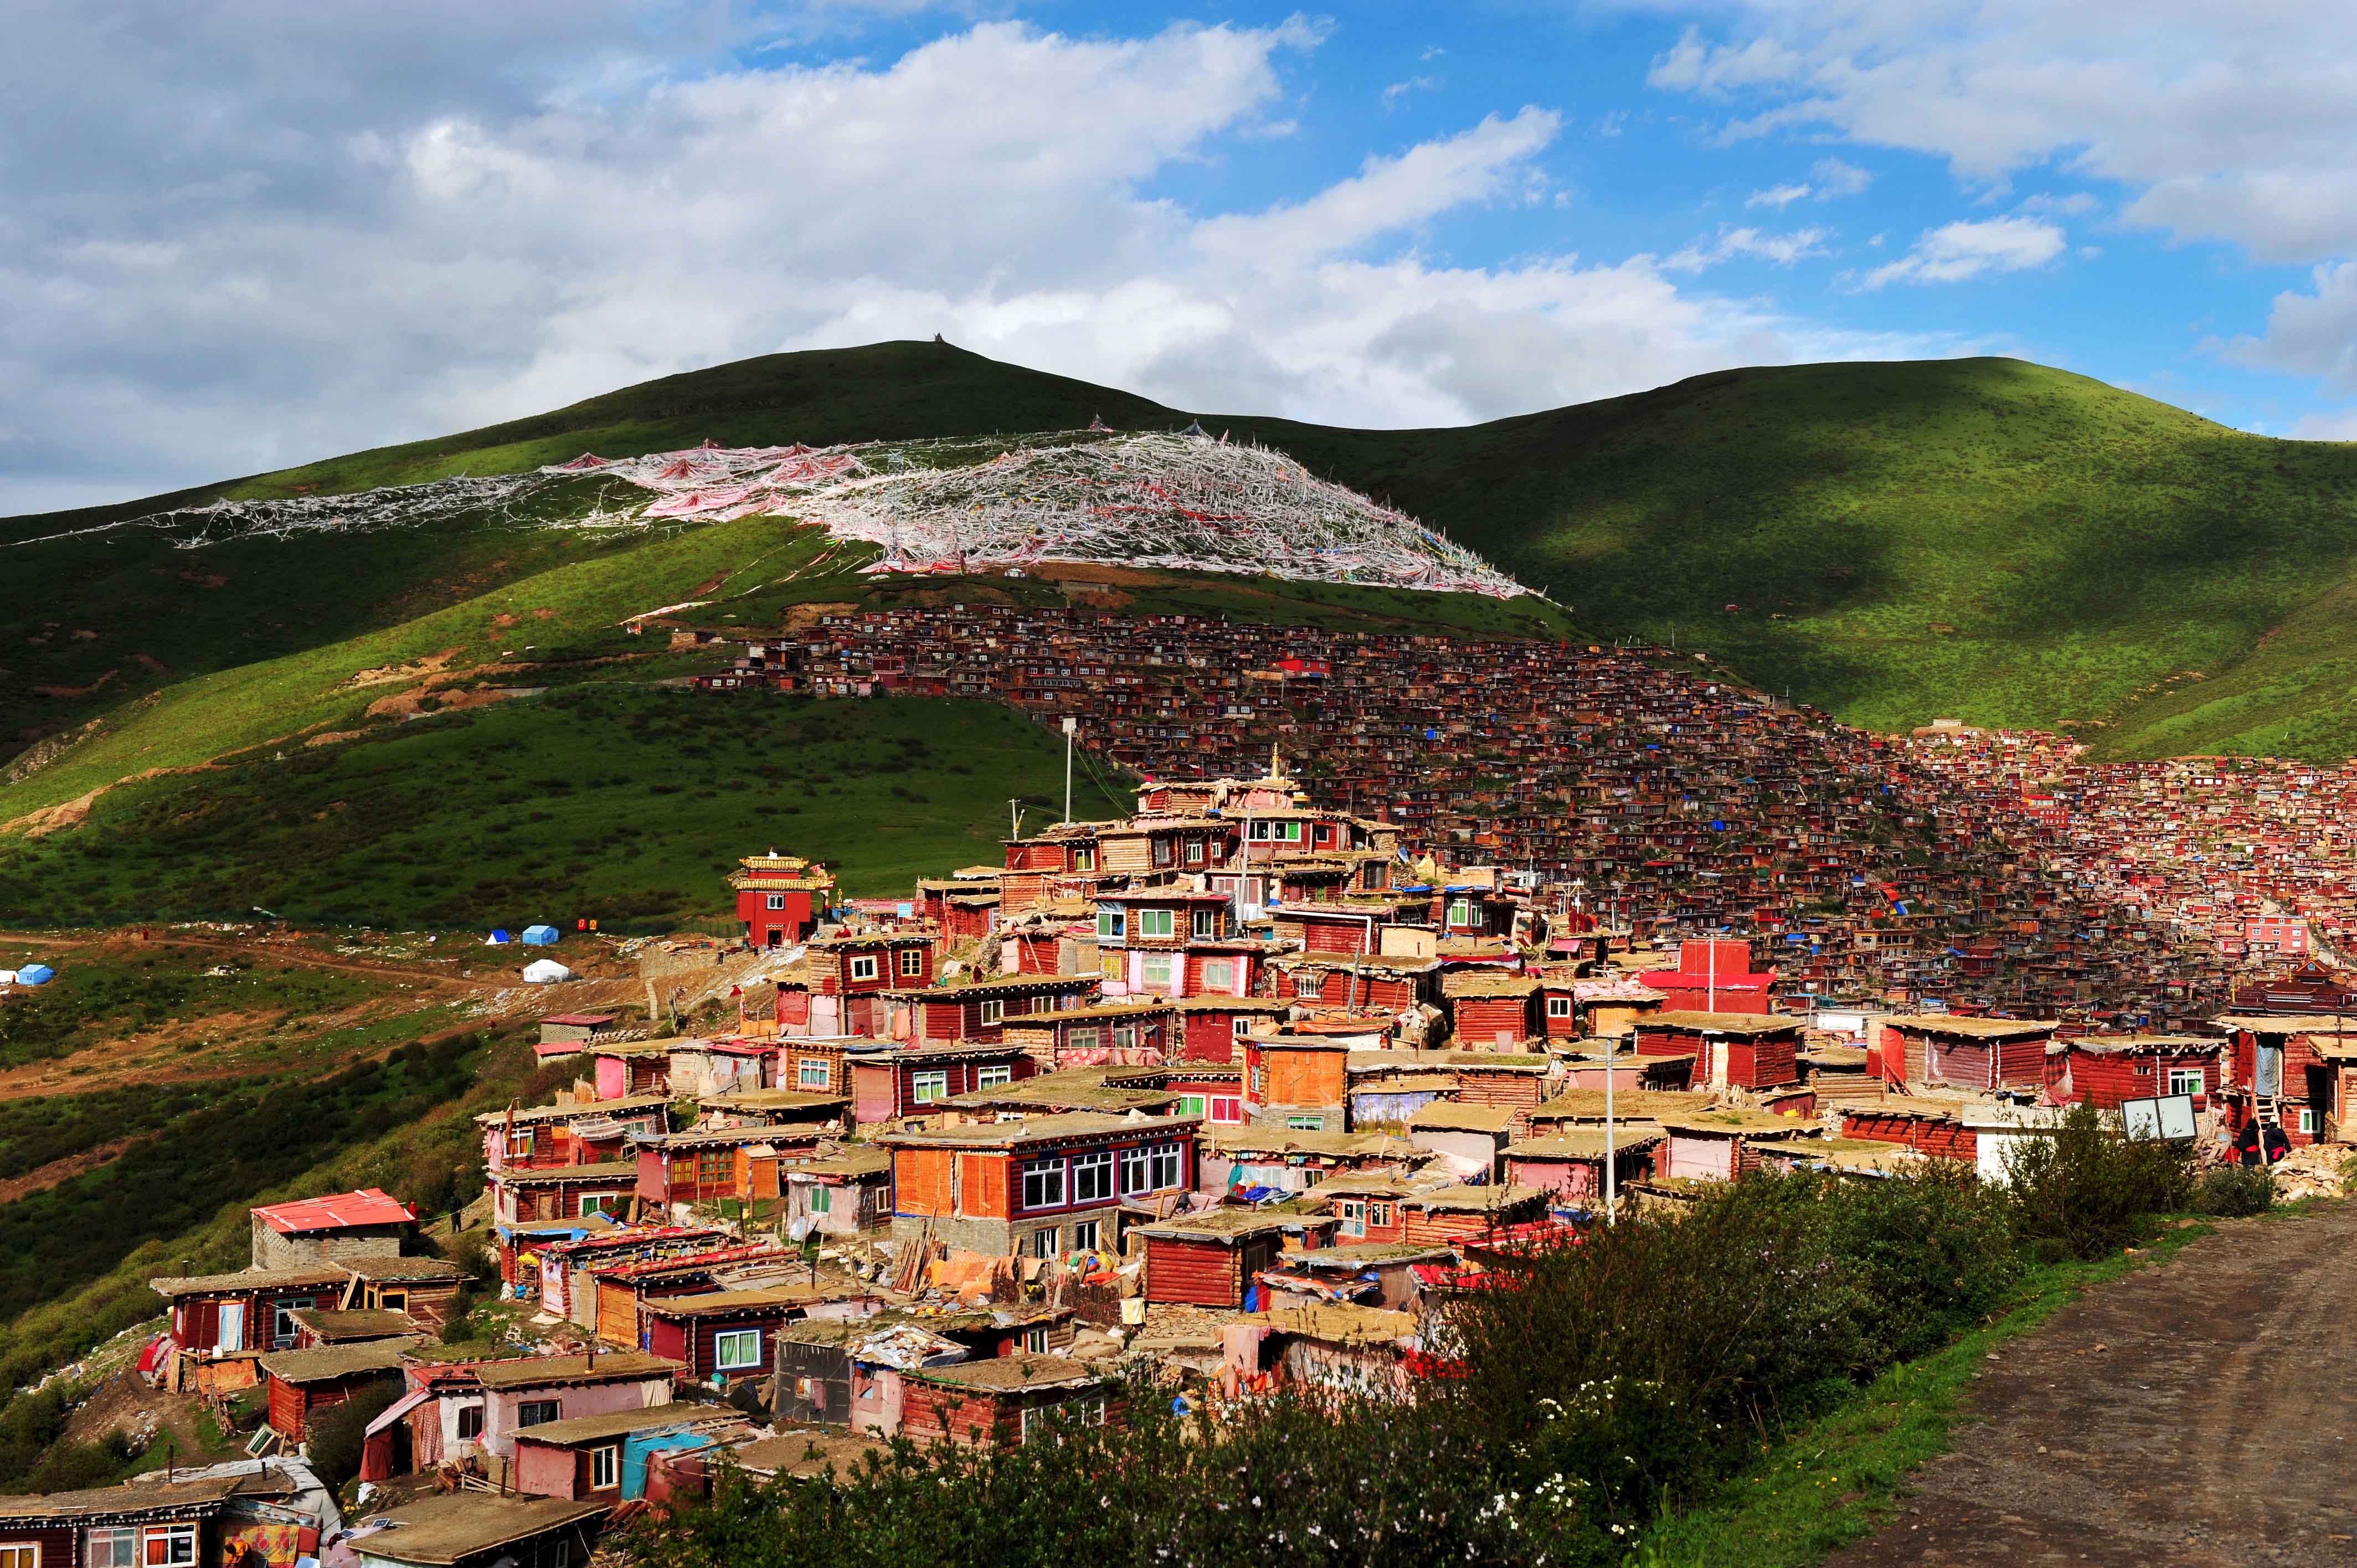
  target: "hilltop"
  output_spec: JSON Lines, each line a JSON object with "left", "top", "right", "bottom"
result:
{"left": 12, "top": 342, "right": 2357, "bottom": 766}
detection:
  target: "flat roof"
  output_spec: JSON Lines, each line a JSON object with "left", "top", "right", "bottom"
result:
{"left": 1881, "top": 1015, "right": 2059, "bottom": 1039}
{"left": 1131, "top": 1208, "right": 1335, "bottom": 1242}
{"left": 879, "top": 1112, "right": 1202, "bottom": 1149}
{"left": 469, "top": 1350, "right": 680, "bottom": 1389}
{"left": 902, "top": 1352, "right": 1106, "bottom": 1393}
{"left": 1643, "top": 1012, "right": 1802, "bottom": 1036}
{"left": 349, "top": 1493, "right": 606, "bottom": 1566}
{"left": 258, "top": 1337, "right": 423, "bottom": 1383}
{"left": 1407, "top": 1102, "right": 1518, "bottom": 1133}
{"left": 510, "top": 1400, "right": 722, "bottom": 1447}
{"left": 1506, "top": 1129, "right": 1665, "bottom": 1159}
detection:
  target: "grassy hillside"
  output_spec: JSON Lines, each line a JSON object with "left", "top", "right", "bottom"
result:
{"left": 16, "top": 342, "right": 2357, "bottom": 764}
{"left": 0, "top": 687, "right": 1128, "bottom": 929}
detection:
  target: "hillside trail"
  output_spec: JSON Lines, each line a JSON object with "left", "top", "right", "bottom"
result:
{"left": 1830, "top": 1200, "right": 2357, "bottom": 1566}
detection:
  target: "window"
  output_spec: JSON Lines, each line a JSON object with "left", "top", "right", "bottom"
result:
{"left": 1287, "top": 1114, "right": 1326, "bottom": 1132}
{"left": 1366, "top": 1201, "right": 1393, "bottom": 1229}
{"left": 272, "top": 1294, "right": 316, "bottom": 1347}
{"left": 378, "top": 1290, "right": 408, "bottom": 1313}
{"left": 1110, "top": 1025, "right": 1137, "bottom": 1052}
{"left": 2166, "top": 1066, "right": 2205, "bottom": 1097}
{"left": 849, "top": 955, "right": 879, "bottom": 982}
{"left": 86, "top": 1528, "right": 137, "bottom": 1567}
{"left": 1024, "top": 1325, "right": 1050, "bottom": 1354}
{"left": 1546, "top": 996, "right": 1572, "bottom": 1019}
{"left": 976, "top": 1064, "right": 1014, "bottom": 1089}
{"left": 1097, "top": 910, "right": 1126, "bottom": 941}
{"left": 1210, "top": 1095, "right": 1242, "bottom": 1124}
{"left": 1185, "top": 840, "right": 1205, "bottom": 864}
{"left": 1071, "top": 1219, "right": 1102, "bottom": 1251}
{"left": 1153, "top": 839, "right": 1174, "bottom": 867}
{"left": 1150, "top": 1142, "right": 1183, "bottom": 1189}
{"left": 591, "top": 1443, "right": 621, "bottom": 1490}
{"left": 1175, "top": 1095, "right": 1207, "bottom": 1121}
{"left": 517, "top": 1400, "right": 560, "bottom": 1429}
{"left": 979, "top": 999, "right": 1005, "bottom": 1028}
{"left": 2299, "top": 1107, "right": 2318, "bottom": 1135}
{"left": 1100, "top": 951, "right": 1124, "bottom": 979}
{"left": 898, "top": 948, "right": 925, "bottom": 977}
{"left": 1021, "top": 1159, "right": 1066, "bottom": 1210}
{"left": 1202, "top": 958, "right": 1234, "bottom": 992}
{"left": 1068, "top": 1027, "right": 1101, "bottom": 1053}
{"left": 910, "top": 1070, "right": 949, "bottom": 1105}
{"left": 1072, "top": 849, "right": 1095, "bottom": 872}
{"left": 578, "top": 1194, "right": 617, "bottom": 1219}
{"left": 456, "top": 1404, "right": 484, "bottom": 1441}
{"left": 1120, "top": 1144, "right": 1153, "bottom": 1194}
{"left": 1193, "top": 908, "right": 1218, "bottom": 939}
{"left": 1138, "top": 909, "right": 1174, "bottom": 939}
{"left": 807, "top": 1184, "right": 832, "bottom": 1214}
{"left": 1448, "top": 899, "right": 1473, "bottom": 927}
{"left": 1140, "top": 955, "right": 1175, "bottom": 993}
{"left": 766, "top": 894, "right": 786, "bottom": 911}
{"left": 1071, "top": 1151, "right": 1114, "bottom": 1204}
{"left": 1232, "top": 1016, "right": 1251, "bottom": 1039}
{"left": 798, "top": 1060, "right": 832, "bottom": 1090}
{"left": 1020, "top": 1395, "right": 1106, "bottom": 1443}
{"left": 1029, "top": 1226, "right": 1061, "bottom": 1258}
{"left": 714, "top": 1328, "right": 763, "bottom": 1371}
{"left": 1296, "top": 974, "right": 1324, "bottom": 1000}
{"left": 1280, "top": 822, "right": 1303, "bottom": 843}
{"left": 1249, "top": 822, "right": 1270, "bottom": 840}
{"left": 140, "top": 1526, "right": 196, "bottom": 1568}
{"left": 1337, "top": 1198, "right": 1365, "bottom": 1237}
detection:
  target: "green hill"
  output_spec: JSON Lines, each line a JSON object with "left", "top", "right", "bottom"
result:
{"left": 12, "top": 341, "right": 2357, "bottom": 775}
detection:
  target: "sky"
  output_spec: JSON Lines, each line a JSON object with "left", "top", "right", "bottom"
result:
{"left": 7, "top": 0, "right": 2357, "bottom": 514}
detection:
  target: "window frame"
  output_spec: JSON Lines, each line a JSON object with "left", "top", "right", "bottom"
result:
{"left": 765, "top": 893, "right": 786, "bottom": 910}
{"left": 1149, "top": 1142, "right": 1182, "bottom": 1189}
{"left": 140, "top": 1526, "right": 197, "bottom": 1568}
{"left": 1021, "top": 1158, "right": 1067, "bottom": 1211}
{"left": 1096, "top": 910, "right": 1125, "bottom": 941}
{"left": 590, "top": 1443, "right": 621, "bottom": 1490}
{"left": 1546, "top": 995, "right": 1573, "bottom": 1019}
{"left": 976, "top": 1064, "right": 1014, "bottom": 1089}
{"left": 1210, "top": 1095, "right": 1241, "bottom": 1124}
{"left": 1139, "top": 954, "right": 1175, "bottom": 993}
{"left": 1028, "top": 1226, "right": 1061, "bottom": 1258}
{"left": 85, "top": 1528, "right": 137, "bottom": 1568}
{"left": 455, "top": 1402, "right": 485, "bottom": 1441}
{"left": 848, "top": 955, "right": 881, "bottom": 983}
{"left": 909, "top": 1070, "right": 949, "bottom": 1106}
{"left": 1448, "top": 899, "right": 1473, "bottom": 927}
{"left": 1119, "top": 1144, "right": 1153, "bottom": 1194}
{"left": 978, "top": 999, "right": 1005, "bottom": 1028}
{"left": 898, "top": 948, "right": 925, "bottom": 977}
{"left": 1286, "top": 1114, "right": 1326, "bottom": 1132}
{"left": 1201, "top": 958, "right": 1234, "bottom": 992}
{"left": 798, "top": 1060, "right": 832, "bottom": 1090}
{"left": 1138, "top": 909, "right": 1175, "bottom": 940}
{"left": 272, "top": 1294, "right": 317, "bottom": 1348}
{"left": 1023, "top": 1325, "right": 1050, "bottom": 1354}
{"left": 2165, "top": 1065, "right": 2205, "bottom": 1097}
{"left": 1069, "top": 1150, "right": 1114, "bottom": 1204}
{"left": 1070, "top": 1219, "right": 1102, "bottom": 1251}
{"left": 713, "top": 1328, "right": 764, "bottom": 1372}
{"left": 516, "top": 1400, "right": 561, "bottom": 1429}
{"left": 1192, "top": 907, "right": 1218, "bottom": 939}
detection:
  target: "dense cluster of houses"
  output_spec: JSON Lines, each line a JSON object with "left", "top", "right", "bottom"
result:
{"left": 57, "top": 744, "right": 2355, "bottom": 1565}
{"left": 678, "top": 605, "right": 2262, "bottom": 1023}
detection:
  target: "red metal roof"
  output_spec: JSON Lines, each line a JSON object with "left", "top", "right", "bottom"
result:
{"left": 251, "top": 1188, "right": 416, "bottom": 1235}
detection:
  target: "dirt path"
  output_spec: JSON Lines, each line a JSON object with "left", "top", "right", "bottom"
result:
{"left": 1830, "top": 1203, "right": 2357, "bottom": 1566}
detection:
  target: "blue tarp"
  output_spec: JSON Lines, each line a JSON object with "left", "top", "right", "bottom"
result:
{"left": 486, "top": 929, "right": 514, "bottom": 945}
{"left": 521, "top": 925, "right": 561, "bottom": 946}
{"left": 13, "top": 964, "right": 53, "bottom": 986}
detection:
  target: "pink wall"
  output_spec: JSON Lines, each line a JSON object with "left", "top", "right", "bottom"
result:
{"left": 482, "top": 1376, "right": 670, "bottom": 1458}
{"left": 512, "top": 1441, "right": 581, "bottom": 1499}
{"left": 595, "top": 1058, "right": 630, "bottom": 1100}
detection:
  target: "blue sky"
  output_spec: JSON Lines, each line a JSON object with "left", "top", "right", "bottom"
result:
{"left": 6, "top": 0, "right": 2356, "bottom": 512}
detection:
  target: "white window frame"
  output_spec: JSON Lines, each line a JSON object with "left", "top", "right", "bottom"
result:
{"left": 1068, "top": 1027, "right": 1101, "bottom": 1053}
{"left": 1149, "top": 1142, "right": 1182, "bottom": 1189}
{"left": 807, "top": 1184, "right": 832, "bottom": 1215}
{"left": 1193, "top": 908, "right": 1217, "bottom": 939}
{"left": 1071, "top": 1219, "right": 1102, "bottom": 1251}
{"left": 910, "top": 1070, "right": 949, "bottom": 1105}
{"left": 1546, "top": 996, "right": 1573, "bottom": 1019}
{"left": 455, "top": 1402, "right": 485, "bottom": 1441}
{"left": 590, "top": 1442, "right": 621, "bottom": 1490}
{"left": 1210, "top": 1096, "right": 1241, "bottom": 1124}
{"left": 1029, "top": 1226, "right": 1061, "bottom": 1258}
{"left": 766, "top": 894, "right": 786, "bottom": 911}
{"left": 976, "top": 1064, "right": 1014, "bottom": 1089}
{"left": 1097, "top": 910, "right": 1125, "bottom": 941}
{"left": 84, "top": 1528, "right": 137, "bottom": 1568}
{"left": 1287, "top": 1114, "right": 1326, "bottom": 1132}
{"left": 1023, "top": 1325, "right": 1049, "bottom": 1354}
{"left": 1021, "top": 1159, "right": 1066, "bottom": 1210}
{"left": 273, "top": 1294, "right": 317, "bottom": 1347}
{"left": 1070, "top": 1151, "right": 1114, "bottom": 1204}
{"left": 1232, "top": 1017, "right": 1251, "bottom": 1039}
{"left": 1072, "top": 848, "right": 1095, "bottom": 873}
{"left": 798, "top": 1060, "right": 832, "bottom": 1090}
{"left": 1138, "top": 909, "right": 1175, "bottom": 939}
{"left": 1448, "top": 899, "right": 1473, "bottom": 927}
{"left": 713, "top": 1328, "right": 763, "bottom": 1371}
{"left": 2299, "top": 1107, "right": 2318, "bottom": 1135}
{"left": 1337, "top": 1199, "right": 1365, "bottom": 1237}
{"left": 1280, "top": 822, "right": 1303, "bottom": 843}
{"left": 2165, "top": 1066, "right": 2204, "bottom": 1097}
{"left": 1202, "top": 958, "right": 1234, "bottom": 992}
{"left": 848, "top": 955, "right": 880, "bottom": 982}
{"left": 1119, "top": 1145, "right": 1152, "bottom": 1194}
{"left": 1296, "top": 974, "right": 1324, "bottom": 1000}
{"left": 578, "top": 1193, "right": 619, "bottom": 1219}
{"left": 979, "top": 999, "right": 1005, "bottom": 1028}
{"left": 1140, "top": 955, "right": 1175, "bottom": 994}
{"left": 1185, "top": 840, "right": 1205, "bottom": 864}
{"left": 141, "top": 1529, "right": 197, "bottom": 1568}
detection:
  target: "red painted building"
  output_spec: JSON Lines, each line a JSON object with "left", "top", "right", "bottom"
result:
{"left": 1871, "top": 1015, "right": 2056, "bottom": 1093}
{"left": 1636, "top": 940, "right": 1776, "bottom": 1015}
{"left": 730, "top": 853, "right": 836, "bottom": 948}
{"left": 1631, "top": 1012, "right": 1802, "bottom": 1092}
{"left": 1136, "top": 1209, "right": 1336, "bottom": 1308}
{"left": 2044, "top": 1035, "right": 2221, "bottom": 1111}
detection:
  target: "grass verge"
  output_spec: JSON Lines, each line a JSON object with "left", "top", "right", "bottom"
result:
{"left": 1627, "top": 1220, "right": 2215, "bottom": 1567}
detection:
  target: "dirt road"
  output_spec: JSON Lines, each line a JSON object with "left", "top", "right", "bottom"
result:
{"left": 1831, "top": 1202, "right": 2357, "bottom": 1566}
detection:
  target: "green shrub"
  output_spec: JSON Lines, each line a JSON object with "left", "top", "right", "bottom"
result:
{"left": 2003, "top": 1103, "right": 2194, "bottom": 1260}
{"left": 2195, "top": 1164, "right": 2274, "bottom": 1218}
{"left": 306, "top": 1379, "right": 402, "bottom": 1492}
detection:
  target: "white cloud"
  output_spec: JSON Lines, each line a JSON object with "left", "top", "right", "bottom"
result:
{"left": 2226, "top": 262, "right": 2357, "bottom": 393}
{"left": 1663, "top": 226, "right": 1830, "bottom": 272}
{"left": 1640, "top": 1, "right": 2357, "bottom": 264}
{"left": 1745, "top": 182, "right": 1811, "bottom": 209}
{"left": 1812, "top": 157, "right": 1872, "bottom": 197}
{"left": 1381, "top": 75, "right": 1438, "bottom": 109}
{"left": 1859, "top": 215, "right": 2066, "bottom": 287}
{"left": 0, "top": 12, "right": 1946, "bottom": 513}
{"left": 2288, "top": 408, "right": 2357, "bottom": 441}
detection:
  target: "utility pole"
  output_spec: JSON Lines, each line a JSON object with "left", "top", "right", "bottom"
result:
{"left": 1009, "top": 798, "right": 1022, "bottom": 841}
{"left": 1062, "top": 716, "right": 1077, "bottom": 824}
{"left": 1604, "top": 1037, "right": 1617, "bottom": 1226}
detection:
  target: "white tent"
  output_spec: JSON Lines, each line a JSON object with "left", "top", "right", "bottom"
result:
{"left": 521, "top": 958, "right": 573, "bottom": 984}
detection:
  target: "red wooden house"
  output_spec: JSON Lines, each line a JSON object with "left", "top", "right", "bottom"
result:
{"left": 1269, "top": 953, "right": 1438, "bottom": 1015}
{"left": 1241, "top": 1035, "right": 1352, "bottom": 1131}
{"left": 1632, "top": 1012, "right": 1802, "bottom": 1092}
{"left": 887, "top": 973, "right": 1103, "bottom": 1046}
{"left": 880, "top": 1112, "right": 1201, "bottom": 1258}
{"left": 1399, "top": 1184, "right": 1548, "bottom": 1244}
{"left": 897, "top": 1355, "right": 1123, "bottom": 1449}
{"left": 640, "top": 1286, "right": 877, "bottom": 1388}
{"left": 2044, "top": 1035, "right": 2221, "bottom": 1111}
{"left": 259, "top": 1336, "right": 418, "bottom": 1441}
{"left": 730, "top": 853, "right": 836, "bottom": 948}
{"left": 1441, "top": 971, "right": 1542, "bottom": 1046}
{"left": 1636, "top": 940, "right": 1776, "bottom": 1015}
{"left": 1505, "top": 1128, "right": 1664, "bottom": 1206}
{"left": 802, "top": 932, "right": 938, "bottom": 1036}
{"left": 2212, "top": 1014, "right": 2343, "bottom": 1148}
{"left": 1839, "top": 1100, "right": 1977, "bottom": 1162}
{"left": 1136, "top": 1209, "right": 1337, "bottom": 1308}
{"left": 1175, "top": 996, "right": 1290, "bottom": 1062}
{"left": 1870, "top": 1015, "right": 2056, "bottom": 1092}
{"left": 850, "top": 1043, "right": 1038, "bottom": 1125}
